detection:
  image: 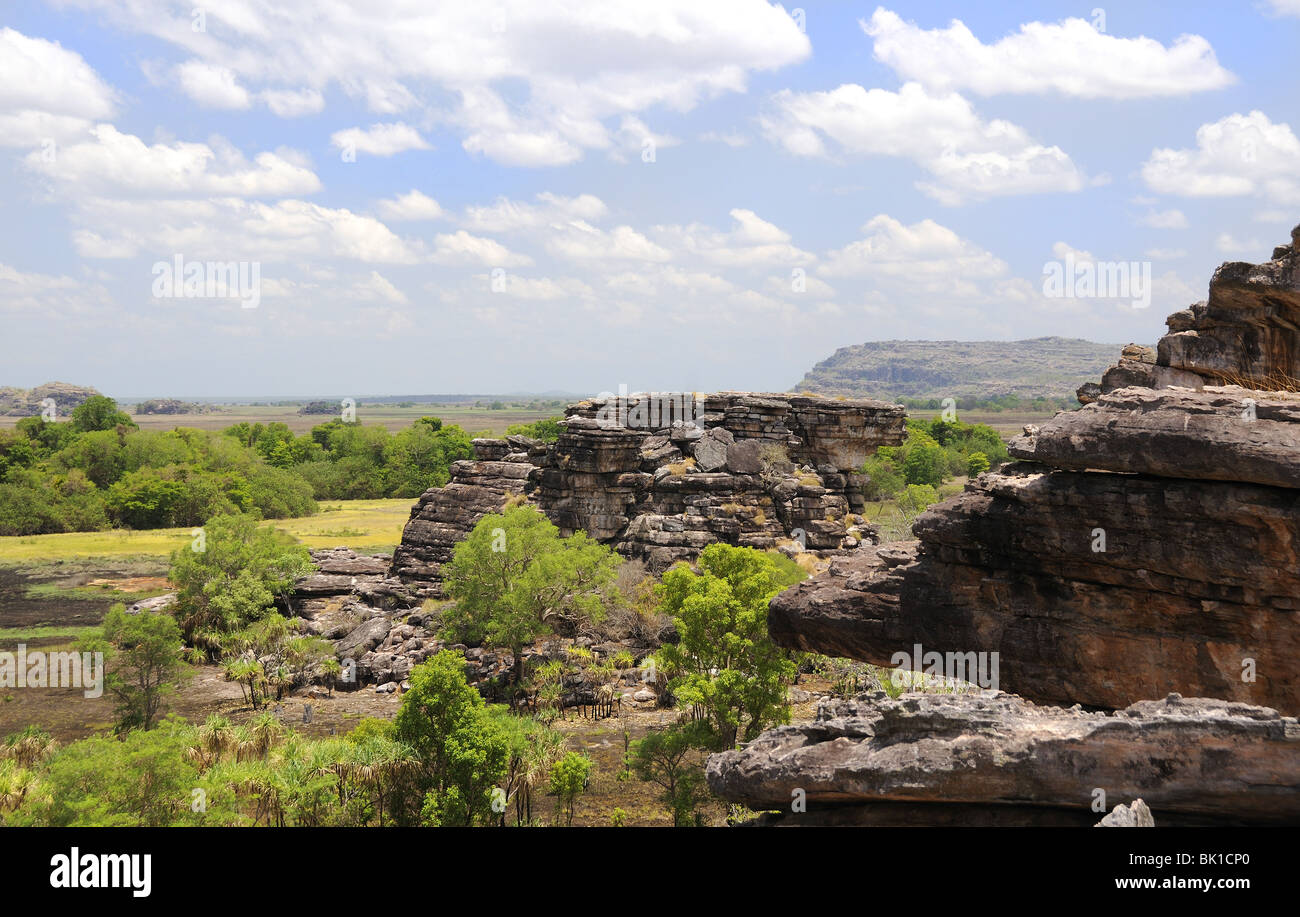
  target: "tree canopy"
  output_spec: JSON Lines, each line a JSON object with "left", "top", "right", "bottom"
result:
{"left": 656, "top": 544, "right": 797, "bottom": 748}
{"left": 440, "top": 505, "right": 622, "bottom": 683}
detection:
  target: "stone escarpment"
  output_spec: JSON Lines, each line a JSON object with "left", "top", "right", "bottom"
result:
{"left": 390, "top": 392, "right": 906, "bottom": 597}
{"left": 710, "top": 227, "right": 1300, "bottom": 825}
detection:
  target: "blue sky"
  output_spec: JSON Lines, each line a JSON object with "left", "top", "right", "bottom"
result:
{"left": 1, "top": 1, "right": 1298, "bottom": 398}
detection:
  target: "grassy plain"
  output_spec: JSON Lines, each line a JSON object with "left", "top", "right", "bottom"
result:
{"left": 0, "top": 403, "right": 561, "bottom": 435}
{"left": 0, "top": 498, "right": 414, "bottom": 563}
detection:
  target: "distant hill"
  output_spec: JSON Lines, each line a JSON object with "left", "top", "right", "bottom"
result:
{"left": 795, "top": 337, "right": 1121, "bottom": 402}
{"left": 0, "top": 382, "right": 101, "bottom": 416}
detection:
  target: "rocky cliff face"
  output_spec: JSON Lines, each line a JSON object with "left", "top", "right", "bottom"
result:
{"left": 389, "top": 392, "right": 905, "bottom": 596}
{"left": 710, "top": 227, "right": 1300, "bottom": 825}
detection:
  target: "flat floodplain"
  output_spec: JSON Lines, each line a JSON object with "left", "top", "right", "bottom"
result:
{"left": 0, "top": 498, "right": 414, "bottom": 562}
{"left": 0, "top": 403, "right": 561, "bottom": 435}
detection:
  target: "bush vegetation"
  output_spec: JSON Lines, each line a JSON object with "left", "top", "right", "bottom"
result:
{"left": 860, "top": 416, "right": 1008, "bottom": 502}
{"left": 0, "top": 397, "right": 476, "bottom": 535}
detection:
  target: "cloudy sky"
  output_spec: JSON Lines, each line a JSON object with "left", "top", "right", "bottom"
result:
{"left": 2, "top": 1, "right": 1298, "bottom": 398}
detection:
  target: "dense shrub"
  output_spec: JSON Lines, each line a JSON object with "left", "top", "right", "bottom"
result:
{"left": 0, "top": 398, "right": 471, "bottom": 534}
{"left": 861, "top": 416, "right": 1008, "bottom": 501}
{"left": 505, "top": 416, "right": 563, "bottom": 442}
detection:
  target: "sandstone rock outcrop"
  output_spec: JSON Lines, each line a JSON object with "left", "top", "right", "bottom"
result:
{"left": 1010, "top": 385, "right": 1300, "bottom": 488}
{"left": 1096, "top": 798, "right": 1154, "bottom": 827}
{"left": 714, "top": 230, "right": 1300, "bottom": 826}
{"left": 388, "top": 392, "right": 905, "bottom": 596}
{"left": 1098, "top": 224, "right": 1300, "bottom": 394}
{"left": 0, "top": 381, "right": 101, "bottom": 416}
{"left": 706, "top": 693, "right": 1300, "bottom": 826}
{"left": 389, "top": 448, "right": 536, "bottom": 590}
{"left": 769, "top": 463, "right": 1299, "bottom": 712}
{"left": 766, "top": 229, "right": 1300, "bottom": 716}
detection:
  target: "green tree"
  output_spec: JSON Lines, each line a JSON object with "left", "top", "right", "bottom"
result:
{"left": 91, "top": 604, "right": 191, "bottom": 731}
{"left": 505, "top": 417, "right": 563, "bottom": 442}
{"left": 441, "top": 505, "right": 621, "bottom": 684}
{"left": 394, "top": 651, "right": 508, "bottom": 826}
{"left": 632, "top": 721, "right": 711, "bottom": 826}
{"left": 656, "top": 544, "right": 797, "bottom": 748}
{"left": 70, "top": 395, "right": 135, "bottom": 433}
{"left": 52, "top": 429, "right": 127, "bottom": 488}
{"left": 898, "top": 483, "right": 940, "bottom": 514}
{"left": 0, "top": 467, "right": 107, "bottom": 535}
{"left": 860, "top": 453, "right": 904, "bottom": 501}
{"left": 169, "top": 513, "right": 313, "bottom": 655}
{"left": 383, "top": 421, "right": 474, "bottom": 498}
{"left": 901, "top": 431, "right": 948, "bottom": 487}
{"left": 967, "top": 451, "right": 991, "bottom": 476}
{"left": 14, "top": 415, "right": 75, "bottom": 454}
{"left": 37, "top": 721, "right": 202, "bottom": 827}
{"left": 548, "top": 751, "right": 591, "bottom": 826}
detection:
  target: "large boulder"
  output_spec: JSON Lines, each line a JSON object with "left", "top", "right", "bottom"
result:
{"left": 1010, "top": 386, "right": 1300, "bottom": 489}
{"left": 691, "top": 427, "right": 734, "bottom": 471}
{"left": 1096, "top": 799, "right": 1155, "bottom": 827}
{"left": 333, "top": 616, "right": 392, "bottom": 660}
{"left": 767, "top": 232, "right": 1300, "bottom": 716}
{"left": 706, "top": 693, "right": 1300, "bottom": 826}
{"left": 1093, "top": 224, "right": 1300, "bottom": 397}
{"left": 769, "top": 467, "right": 1300, "bottom": 713}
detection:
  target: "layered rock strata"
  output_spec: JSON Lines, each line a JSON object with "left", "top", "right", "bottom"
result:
{"left": 389, "top": 392, "right": 905, "bottom": 596}
{"left": 706, "top": 693, "right": 1299, "bottom": 826}
{"left": 1090, "top": 223, "right": 1300, "bottom": 397}
{"left": 766, "top": 231, "right": 1300, "bottom": 716}
{"left": 713, "top": 230, "right": 1300, "bottom": 825}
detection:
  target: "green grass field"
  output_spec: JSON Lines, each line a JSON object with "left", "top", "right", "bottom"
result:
{"left": 0, "top": 402, "right": 562, "bottom": 435}
{"left": 0, "top": 498, "right": 415, "bottom": 562}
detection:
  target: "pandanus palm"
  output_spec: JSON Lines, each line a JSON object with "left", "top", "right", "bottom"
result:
{"left": 188, "top": 714, "right": 234, "bottom": 769}
{"left": 248, "top": 712, "right": 283, "bottom": 759}
{"left": 3, "top": 726, "right": 55, "bottom": 768}
{"left": 343, "top": 738, "right": 415, "bottom": 826}
{"left": 218, "top": 760, "right": 279, "bottom": 826}
{"left": 0, "top": 760, "right": 39, "bottom": 814}
{"left": 518, "top": 729, "right": 566, "bottom": 825}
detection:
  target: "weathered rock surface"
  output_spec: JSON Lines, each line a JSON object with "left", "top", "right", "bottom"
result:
{"left": 0, "top": 381, "right": 101, "bottom": 416}
{"left": 1010, "top": 385, "right": 1300, "bottom": 488}
{"left": 769, "top": 468, "right": 1300, "bottom": 712}
{"left": 388, "top": 455, "right": 536, "bottom": 594}
{"left": 1096, "top": 799, "right": 1155, "bottom": 827}
{"left": 1097, "top": 224, "right": 1300, "bottom": 395}
{"left": 706, "top": 693, "right": 1300, "bottom": 826}
{"left": 388, "top": 391, "right": 905, "bottom": 595}
{"left": 769, "top": 231, "right": 1300, "bottom": 716}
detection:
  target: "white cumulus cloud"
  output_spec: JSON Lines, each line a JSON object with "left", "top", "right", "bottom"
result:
{"left": 60, "top": 0, "right": 810, "bottom": 166}
{"left": 763, "top": 81, "right": 1084, "bottom": 204}
{"left": 377, "top": 190, "right": 445, "bottom": 222}
{"left": 0, "top": 27, "right": 117, "bottom": 146}
{"left": 25, "top": 125, "right": 321, "bottom": 197}
{"left": 330, "top": 122, "right": 431, "bottom": 157}
{"left": 863, "top": 7, "right": 1234, "bottom": 98}
{"left": 1142, "top": 111, "right": 1300, "bottom": 203}
{"left": 176, "top": 61, "right": 252, "bottom": 109}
